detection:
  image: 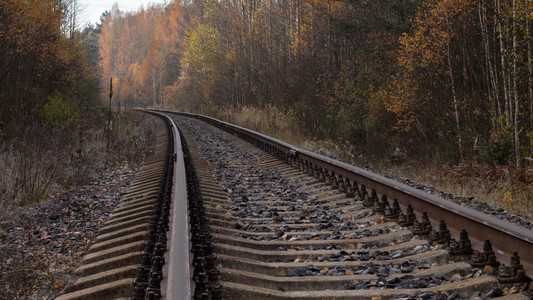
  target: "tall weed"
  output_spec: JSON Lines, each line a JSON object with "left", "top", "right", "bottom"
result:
{"left": 0, "top": 112, "right": 155, "bottom": 221}
{"left": 214, "top": 105, "right": 304, "bottom": 145}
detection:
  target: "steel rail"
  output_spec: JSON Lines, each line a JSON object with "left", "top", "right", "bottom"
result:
{"left": 156, "top": 109, "right": 533, "bottom": 279}
{"left": 157, "top": 113, "right": 193, "bottom": 300}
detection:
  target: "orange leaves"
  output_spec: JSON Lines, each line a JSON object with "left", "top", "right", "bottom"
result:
{"left": 386, "top": 0, "right": 478, "bottom": 134}
{"left": 99, "top": 2, "right": 176, "bottom": 107}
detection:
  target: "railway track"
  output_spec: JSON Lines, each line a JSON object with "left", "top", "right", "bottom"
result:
{"left": 58, "top": 110, "right": 532, "bottom": 299}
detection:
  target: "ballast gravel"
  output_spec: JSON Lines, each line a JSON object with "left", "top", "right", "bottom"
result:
{"left": 175, "top": 117, "right": 526, "bottom": 299}
{"left": 0, "top": 163, "right": 140, "bottom": 299}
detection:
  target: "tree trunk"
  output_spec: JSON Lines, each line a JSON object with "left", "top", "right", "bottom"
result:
{"left": 446, "top": 15, "right": 464, "bottom": 161}
{"left": 497, "top": 0, "right": 511, "bottom": 127}
{"left": 527, "top": 13, "right": 532, "bottom": 156}
{"left": 512, "top": 0, "right": 520, "bottom": 167}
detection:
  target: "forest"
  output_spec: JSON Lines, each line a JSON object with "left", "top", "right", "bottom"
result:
{"left": 97, "top": 0, "right": 533, "bottom": 171}
{"left": 0, "top": 0, "right": 151, "bottom": 209}
{"left": 1, "top": 0, "right": 532, "bottom": 204}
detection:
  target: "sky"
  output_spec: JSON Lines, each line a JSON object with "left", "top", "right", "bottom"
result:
{"left": 80, "top": 0, "right": 167, "bottom": 27}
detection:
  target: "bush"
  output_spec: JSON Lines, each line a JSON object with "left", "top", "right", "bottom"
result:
{"left": 489, "top": 117, "right": 514, "bottom": 165}
{"left": 43, "top": 91, "right": 79, "bottom": 128}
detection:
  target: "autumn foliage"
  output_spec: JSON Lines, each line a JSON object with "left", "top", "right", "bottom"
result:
{"left": 100, "top": 0, "right": 533, "bottom": 166}
{"left": 0, "top": 0, "right": 102, "bottom": 131}
{"left": 0, "top": 0, "right": 153, "bottom": 207}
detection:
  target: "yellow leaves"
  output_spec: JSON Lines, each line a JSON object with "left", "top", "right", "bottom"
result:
{"left": 502, "top": 192, "right": 512, "bottom": 208}
{"left": 502, "top": 288, "right": 508, "bottom": 295}
{"left": 483, "top": 265, "right": 493, "bottom": 271}
{"left": 279, "top": 270, "right": 287, "bottom": 276}
{"left": 215, "top": 204, "right": 223, "bottom": 209}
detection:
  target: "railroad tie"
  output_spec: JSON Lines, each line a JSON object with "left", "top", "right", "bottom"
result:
{"left": 56, "top": 116, "right": 169, "bottom": 300}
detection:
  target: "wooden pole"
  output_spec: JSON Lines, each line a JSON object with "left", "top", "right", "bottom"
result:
{"left": 106, "top": 77, "right": 113, "bottom": 151}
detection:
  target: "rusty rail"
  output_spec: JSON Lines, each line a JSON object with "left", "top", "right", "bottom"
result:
{"left": 159, "top": 114, "right": 192, "bottom": 299}
{"left": 155, "top": 109, "right": 533, "bottom": 279}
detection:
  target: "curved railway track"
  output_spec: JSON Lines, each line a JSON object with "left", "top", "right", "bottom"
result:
{"left": 57, "top": 110, "right": 532, "bottom": 299}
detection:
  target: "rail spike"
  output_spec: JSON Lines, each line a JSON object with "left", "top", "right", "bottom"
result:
{"left": 345, "top": 178, "right": 354, "bottom": 197}
{"left": 318, "top": 168, "right": 325, "bottom": 182}
{"left": 374, "top": 194, "right": 388, "bottom": 214}
{"left": 312, "top": 164, "right": 319, "bottom": 178}
{"left": 384, "top": 198, "right": 401, "bottom": 220}
{"left": 449, "top": 229, "right": 473, "bottom": 255}
{"left": 405, "top": 204, "right": 416, "bottom": 226}
{"left": 397, "top": 212, "right": 408, "bottom": 227}
{"left": 429, "top": 220, "right": 450, "bottom": 245}
{"left": 471, "top": 239, "right": 499, "bottom": 267}
{"left": 497, "top": 251, "right": 528, "bottom": 284}
{"left": 338, "top": 176, "right": 346, "bottom": 193}
{"left": 370, "top": 189, "right": 379, "bottom": 206}
{"left": 331, "top": 173, "right": 339, "bottom": 189}
{"left": 412, "top": 211, "right": 432, "bottom": 236}
{"left": 352, "top": 180, "right": 361, "bottom": 200}
{"left": 361, "top": 185, "right": 373, "bottom": 207}
{"left": 324, "top": 170, "right": 332, "bottom": 185}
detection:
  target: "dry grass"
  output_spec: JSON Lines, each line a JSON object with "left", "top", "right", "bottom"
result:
{"left": 400, "top": 163, "right": 533, "bottom": 221}
{"left": 292, "top": 136, "right": 533, "bottom": 222}
{"left": 339, "top": 149, "right": 533, "bottom": 222}
{"left": 176, "top": 104, "right": 533, "bottom": 223}
{"left": 0, "top": 111, "right": 155, "bottom": 222}
{"left": 213, "top": 105, "right": 306, "bottom": 145}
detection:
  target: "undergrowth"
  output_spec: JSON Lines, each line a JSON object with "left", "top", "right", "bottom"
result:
{"left": 210, "top": 106, "right": 533, "bottom": 223}
{"left": 0, "top": 111, "right": 155, "bottom": 222}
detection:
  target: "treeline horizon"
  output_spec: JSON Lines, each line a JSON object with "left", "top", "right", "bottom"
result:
{"left": 96, "top": 0, "right": 532, "bottom": 168}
